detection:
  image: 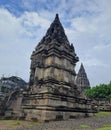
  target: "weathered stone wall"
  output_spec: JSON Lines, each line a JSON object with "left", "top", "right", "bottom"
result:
{"left": 92, "top": 98, "right": 111, "bottom": 111}
{"left": 35, "top": 55, "right": 75, "bottom": 83}
{"left": 35, "top": 68, "right": 75, "bottom": 83}
{"left": 45, "top": 56, "right": 74, "bottom": 71}
{"left": 25, "top": 109, "right": 90, "bottom": 122}
{"left": 23, "top": 93, "right": 92, "bottom": 121}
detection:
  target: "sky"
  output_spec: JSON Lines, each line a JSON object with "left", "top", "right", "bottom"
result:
{"left": 0, "top": 0, "right": 111, "bottom": 86}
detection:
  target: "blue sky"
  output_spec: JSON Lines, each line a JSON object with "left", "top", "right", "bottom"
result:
{"left": 0, "top": 0, "right": 111, "bottom": 86}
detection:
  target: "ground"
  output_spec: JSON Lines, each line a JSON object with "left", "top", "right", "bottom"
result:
{"left": 1, "top": 112, "right": 111, "bottom": 130}
{"left": 0, "top": 120, "right": 39, "bottom": 130}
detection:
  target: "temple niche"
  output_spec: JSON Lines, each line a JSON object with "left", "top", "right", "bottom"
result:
{"left": 22, "top": 14, "right": 92, "bottom": 122}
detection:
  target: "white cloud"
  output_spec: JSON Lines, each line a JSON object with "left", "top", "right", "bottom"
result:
{"left": 0, "top": 8, "right": 50, "bottom": 81}
{"left": 19, "top": 12, "right": 50, "bottom": 28}
{"left": 0, "top": 8, "right": 20, "bottom": 40}
{"left": 64, "top": 1, "right": 111, "bottom": 86}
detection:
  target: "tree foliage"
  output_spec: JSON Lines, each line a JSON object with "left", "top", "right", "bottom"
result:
{"left": 84, "top": 82, "right": 111, "bottom": 99}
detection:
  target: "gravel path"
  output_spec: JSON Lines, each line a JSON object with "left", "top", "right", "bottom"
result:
{"left": 15, "top": 116, "right": 111, "bottom": 130}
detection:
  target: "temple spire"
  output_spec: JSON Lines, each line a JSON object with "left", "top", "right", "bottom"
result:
{"left": 39, "top": 14, "right": 69, "bottom": 45}
{"left": 79, "top": 63, "right": 85, "bottom": 74}
{"left": 76, "top": 63, "right": 90, "bottom": 92}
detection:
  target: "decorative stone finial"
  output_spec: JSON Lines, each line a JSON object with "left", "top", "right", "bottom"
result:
{"left": 55, "top": 13, "right": 59, "bottom": 19}
{"left": 54, "top": 14, "right": 60, "bottom": 22}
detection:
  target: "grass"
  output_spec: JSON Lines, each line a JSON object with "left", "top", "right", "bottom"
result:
{"left": 80, "top": 112, "right": 111, "bottom": 130}
{"left": 80, "top": 125, "right": 90, "bottom": 129}
{"left": 104, "top": 124, "right": 111, "bottom": 127}
{"left": 95, "top": 112, "right": 111, "bottom": 117}
{"left": 0, "top": 120, "right": 39, "bottom": 130}
{"left": 96, "top": 126, "right": 111, "bottom": 130}
{"left": 95, "top": 112, "right": 111, "bottom": 130}
{"left": 96, "top": 124, "right": 111, "bottom": 130}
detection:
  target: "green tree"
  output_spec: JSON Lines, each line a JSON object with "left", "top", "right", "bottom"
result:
{"left": 84, "top": 82, "right": 111, "bottom": 99}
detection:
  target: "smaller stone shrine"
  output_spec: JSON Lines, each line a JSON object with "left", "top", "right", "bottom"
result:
{"left": 21, "top": 14, "right": 93, "bottom": 122}
{"left": 0, "top": 76, "right": 27, "bottom": 119}
{"left": 76, "top": 63, "right": 90, "bottom": 93}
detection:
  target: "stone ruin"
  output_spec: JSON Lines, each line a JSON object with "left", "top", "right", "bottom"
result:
{"left": 21, "top": 14, "right": 93, "bottom": 121}
{"left": 76, "top": 63, "right": 90, "bottom": 93}
{"left": 0, "top": 76, "right": 27, "bottom": 118}
{"left": 0, "top": 14, "right": 94, "bottom": 121}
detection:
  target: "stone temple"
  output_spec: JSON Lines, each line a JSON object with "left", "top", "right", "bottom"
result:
{"left": 76, "top": 63, "right": 90, "bottom": 92}
{"left": 22, "top": 14, "right": 92, "bottom": 122}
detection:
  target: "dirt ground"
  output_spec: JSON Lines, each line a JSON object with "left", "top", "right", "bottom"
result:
{"left": 0, "top": 120, "right": 39, "bottom": 130}
{"left": 1, "top": 112, "right": 111, "bottom": 130}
